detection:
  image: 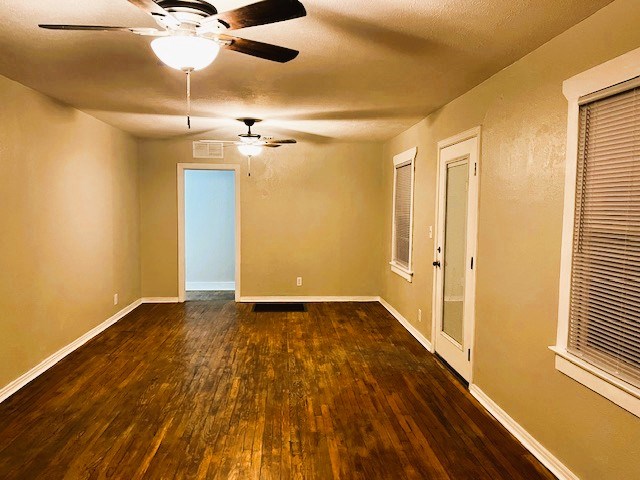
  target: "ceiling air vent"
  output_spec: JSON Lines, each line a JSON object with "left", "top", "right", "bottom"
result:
{"left": 193, "top": 141, "right": 224, "bottom": 159}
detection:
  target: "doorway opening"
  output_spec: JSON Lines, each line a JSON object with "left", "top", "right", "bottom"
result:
{"left": 178, "top": 163, "right": 241, "bottom": 303}
{"left": 431, "top": 128, "right": 481, "bottom": 382}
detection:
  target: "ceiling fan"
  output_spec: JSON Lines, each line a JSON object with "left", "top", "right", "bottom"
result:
{"left": 201, "top": 118, "right": 297, "bottom": 175}
{"left": 39, "top": 0, "right": 306, "bottom": 127}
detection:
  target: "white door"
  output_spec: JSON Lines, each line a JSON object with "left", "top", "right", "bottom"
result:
{"left": 433, "top": 134, "right": 479, "bottom": 382}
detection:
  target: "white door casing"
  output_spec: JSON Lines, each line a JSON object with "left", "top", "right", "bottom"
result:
{"left": 432, "top": 128, "right": 480, "bottom": 382}
{"left": 177, "top": 163, "right": 241, "bottom": 303}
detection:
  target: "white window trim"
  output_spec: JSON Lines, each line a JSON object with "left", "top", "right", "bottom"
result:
{"left": 552, "top": 46, "right": 640, "bottom": 419}
{"left": 390, "top": 147, "right": 417, "bottom": 282}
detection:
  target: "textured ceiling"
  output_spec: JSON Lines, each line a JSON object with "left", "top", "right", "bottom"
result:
{"left": 0, "top": 0, "right": 614, "bottom": 141}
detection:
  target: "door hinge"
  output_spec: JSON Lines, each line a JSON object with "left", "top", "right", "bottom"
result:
{"left": 468, "top": 349, "right": 471, "bottom": 361}
{"left": 474, "top": 162, "right": 477, "bottom": 176}
{"left": 471, "top": 257, "right": 474, "bottom": 270}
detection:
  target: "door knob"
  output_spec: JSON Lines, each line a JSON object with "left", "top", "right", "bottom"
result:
{"left": 433, "top": 261, "right": 441, "bottom": 268}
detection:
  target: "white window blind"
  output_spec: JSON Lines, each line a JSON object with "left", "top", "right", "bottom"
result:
{"left": 569, "top": 84, "right": 640, "bottom": 388}
{"left": 394, "top": 163, "right": 412, "bottom": 268}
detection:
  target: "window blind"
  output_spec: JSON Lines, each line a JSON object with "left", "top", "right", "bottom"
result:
{"left": 394, "top": 163, "right": 412, "bottom": 268}
{"left": 569, "top": 85, "right": 640, "bottom": 388}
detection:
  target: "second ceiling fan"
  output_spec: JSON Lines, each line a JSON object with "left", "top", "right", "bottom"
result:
{"left": 200, "top": 118, "right": 297, "bottom": 176}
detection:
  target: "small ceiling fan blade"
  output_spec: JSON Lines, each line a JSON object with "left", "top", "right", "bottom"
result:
{"left": 127, "top": 0, "right": 180, "bottom": 27}
{"left": 215, "top": 0, "right": 306, "bottom": 30}
{"left": 263, "top": 144, "right": 282, "bottom": 148}
{"left": 39, "top": 24, "right": 165, "bottom": 36}
{"left": 218, "top": 35, "right": 299, "bottom": 63}
{"left": 267, "top": 139, "right": 297, "bottom": 144}
{"left": 39, "top": 24, "right": 133, "bottom": 31}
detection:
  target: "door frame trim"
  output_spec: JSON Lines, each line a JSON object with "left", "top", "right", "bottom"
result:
{"left": 431, "top": 126, "right": 481, "bottom": 382}
{"left": 177, "top": 163, "right": 241, "bottom": 303}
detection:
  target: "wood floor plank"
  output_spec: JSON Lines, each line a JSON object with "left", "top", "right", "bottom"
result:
{"left": 0, "top": 294, "right": 556, "bottom": 479}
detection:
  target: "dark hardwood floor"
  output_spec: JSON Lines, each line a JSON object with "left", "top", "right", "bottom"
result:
{"left": 0, "top": 296, "right": 555, "bottom": 479}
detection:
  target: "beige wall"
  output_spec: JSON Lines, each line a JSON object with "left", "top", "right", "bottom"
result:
{"left": 381, "top": 0, "right": 640, "bottom": 478}
{"left": 139, "top": 139, "right": 384, "bottom": 298}
{"left": 0, "top": 74, "right": 140, "bottom": 389}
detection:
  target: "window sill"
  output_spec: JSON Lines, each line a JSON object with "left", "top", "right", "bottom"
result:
{"left": 549, "top": 346, "right": 640, "bottom": 418}
{"left": 390, "top": 262, "right": 413, "bottom": 283}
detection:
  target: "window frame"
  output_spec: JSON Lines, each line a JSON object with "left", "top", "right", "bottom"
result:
{"left": 390, "top": 147, "right": 418, "bottom": 282}
{"left": 552, "top": 47, "right": 640, "bottom": 418}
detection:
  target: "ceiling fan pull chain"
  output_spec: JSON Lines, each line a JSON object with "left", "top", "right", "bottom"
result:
{"left": 248, "top": 155, "right": 252, "bottom": 177}
{"left": 185, "top": 68, "right": 192, "bottom": 129}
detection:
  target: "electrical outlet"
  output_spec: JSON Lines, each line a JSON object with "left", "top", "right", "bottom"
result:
{"left": 114, "top": 293, "right": 119, "bottom": 306}
{"left": 418, "top": 309, "right": 422, "bottom": 323}
{"left": 296, "top": 277, "right": 303, "bottom": 287}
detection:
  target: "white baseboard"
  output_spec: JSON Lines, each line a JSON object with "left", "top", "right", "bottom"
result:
{"left": 186, "top": 282, "right": 235, "bottom": 291}
{"left": 469, "top": 385, "right": 578, "bottom": 480}
{"left": 141, "top": 297, "right": 180, "bottom": 304}
{"left": 0, "top": 299, "right": 142, "bottom": 404}
{"left": 379, "top": 298, "right": 434, "bottom": 352}
{"left": 239, "top": 296, "right": 380, "bottom": 303}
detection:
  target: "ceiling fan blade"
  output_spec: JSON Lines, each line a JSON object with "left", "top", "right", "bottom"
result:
{"left": 266, "top": 139, "right": 297, "bottom": 144}
{"left": 127, "top": 0, "right": 180, "bottom": 27}
{"left": 215, "top": 0, "right": 306, "bottom": 30}
{"left": 39, "top": 24, "right": 133, "bottom": 31}
{"left": 39, "top": 24, "right": 165, "bottom": 36}
{"left": 218, "top": 34, "right": 299, "bottom": 63}
{"left": 263, "top": 144, "right": 282, "bottom": 148}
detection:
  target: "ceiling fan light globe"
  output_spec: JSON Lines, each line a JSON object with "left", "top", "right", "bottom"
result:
{"left": 237, "top": 144, "right": 263, "bottom": 157}
{"left": 151, "top": 36, "right": 220, "bottom": 71}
